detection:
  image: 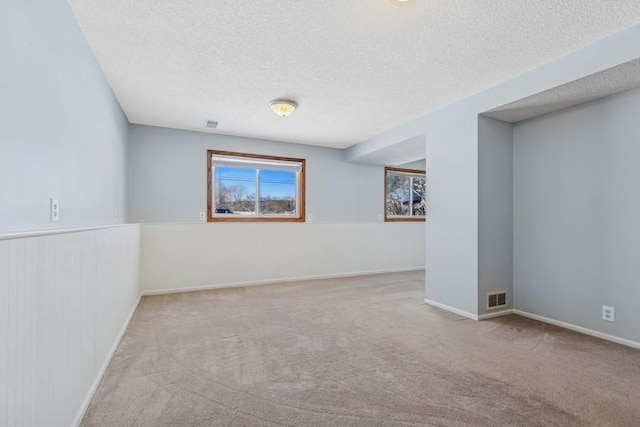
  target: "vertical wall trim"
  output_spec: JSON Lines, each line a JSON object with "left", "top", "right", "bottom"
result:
{"left": 0, "top": 225, "right": 141, "bottom": 427}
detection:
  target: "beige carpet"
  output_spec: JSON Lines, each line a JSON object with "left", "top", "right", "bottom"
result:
{"left": 82, "top": 271, "right": 640, "bottom": 426}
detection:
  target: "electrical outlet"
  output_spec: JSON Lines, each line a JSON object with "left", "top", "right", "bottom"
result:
{"left": 50, "top": 198, "right": 59, "bottom": 223}
{"left": 199, "top": 212, "right": 206, "bottom": 221}
{"left": 378, "top": 214, "right": 383, "bottom": 222}
{"left": 602, "top": 305, "right": 615, "bottom": 322}
{"left": 113, "top": 209, "right": 118, "bottom": 223}
{"left": 307, "top": 213, "right": 313, "bottom": 222}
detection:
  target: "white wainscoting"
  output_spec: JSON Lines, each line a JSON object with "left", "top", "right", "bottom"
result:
{"left": 0, "top": 225, "right": 141, "bottom": 427}
{"left": 141, "top": 222, "right": 425, "bottom": 294}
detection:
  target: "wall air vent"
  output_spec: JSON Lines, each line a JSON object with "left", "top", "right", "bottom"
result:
{"left": 205, "top": 120, "right": 219, "bottom": 129}
{"left": 487, "top": 291, "right": 508, "bottom": 310}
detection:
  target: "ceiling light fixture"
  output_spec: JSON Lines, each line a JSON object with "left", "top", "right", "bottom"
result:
{"left": 269, "top": 99, "right": 298, "bottom": 117}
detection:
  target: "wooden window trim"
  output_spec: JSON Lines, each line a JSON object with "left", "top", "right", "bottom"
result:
{"left": 384, "top": 166, "right": 426, "bottom": 222}
{"left": 207, "top": 150, "right": 306, "bottom": 222}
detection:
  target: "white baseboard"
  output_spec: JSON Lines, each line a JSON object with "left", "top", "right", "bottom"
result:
{"left": 478, "top": 309, "right": 514, "bottom": 320}
{"left": 423, "top": 298, "right": 479, "bottom": 320}
{"left": 142, "top": 267, "right": 425, "bottom": 296}
{"left": 424, "top": 299, "right": 515, "bottom": 321}
{"left": 73, "top": 294, "right": 143, "bottom": 427}
{"left": 513, "top": 310, "right": 640, "bottom": 350}
{"left": 423, "top": 302, "right": 640, "bottom": 349}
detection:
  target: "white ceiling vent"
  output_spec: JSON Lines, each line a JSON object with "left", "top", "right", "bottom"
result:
{"left": 205, "top": 120, "right": 218, "bottom": 129}
{"left": 487, "top": 291, "right": 508, "bottom": 310}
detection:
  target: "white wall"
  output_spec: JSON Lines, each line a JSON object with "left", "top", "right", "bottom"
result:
{"left": 477, "top": 116, "right": 513, "bottom": 315}
{"left": 0, "top": 0, "right": 129, "bottom": 233}
{"left": 128, "top": 125, "right": 384, "bottom": 223}
{"left": 513, "top": 88, "right": 640, "bottom": 343}
{"left": 130, "top": 125, "right": 426, "bottom": 292}
{"left": 0, "top": 225, "right": 141, "bottom": 427}
{"left": 141, "top": 222, "right": 424, "bottom": 293}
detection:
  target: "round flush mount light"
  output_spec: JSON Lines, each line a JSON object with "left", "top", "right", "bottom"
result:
{"left": 269, "top": 99, "right": 298, "bottom": 117}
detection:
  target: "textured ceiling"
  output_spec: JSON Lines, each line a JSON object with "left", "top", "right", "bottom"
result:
{"left": 67, "top": 0, "right": 640, "bottom": 148}
{"left": 484, "top": 58, "right": 640, "bottom": 123}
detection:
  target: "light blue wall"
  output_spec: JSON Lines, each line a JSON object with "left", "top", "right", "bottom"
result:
{"left": 423, "top": 113, "right": 479, "bottom": 315}
{"left": 356, "top": 24, "right": 640, "bottom": 318}
{"left": 128, "top": 125, "right": 385, "bottom": 223}
{"left": 0, "top": 0, "right": 129, "bottom": 233}
{"left": 398, "top": 159, "right": 426, "bottom": 170}
{"left": 478, "top": 116, "right": 513, "bottom": 315}
{"left": 513, "top": 88, "right": 640, "bottom": 342}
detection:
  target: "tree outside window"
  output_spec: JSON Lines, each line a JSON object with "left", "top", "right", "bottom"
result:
{"left": 385, "top": 167, "right": 426, "bottom": 222}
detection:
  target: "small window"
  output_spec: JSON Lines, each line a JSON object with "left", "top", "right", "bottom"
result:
{"left": 207, "top": 150, "right": 305, "bottom": 222}
{"left": 385, "top": 167, "right": 426, "bottom": 222}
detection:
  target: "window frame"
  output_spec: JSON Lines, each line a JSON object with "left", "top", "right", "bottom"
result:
{"left": 207, "top": 150, "right": 306, "bottom": 222}
{"left": 384, "top": 166, "right": 426, "bottom": 223}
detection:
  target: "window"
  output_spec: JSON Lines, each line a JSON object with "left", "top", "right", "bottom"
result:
{"left": 207, "top": 150, "right": 305, "bottom": 222}
{"left": 385, "top": 167, "right": 426, "bottom": 222}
